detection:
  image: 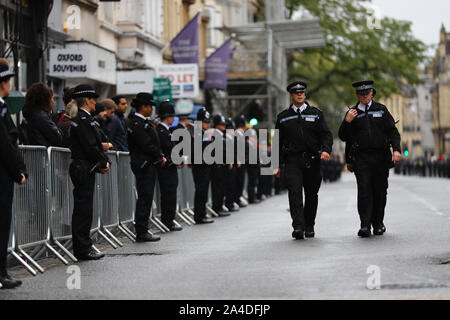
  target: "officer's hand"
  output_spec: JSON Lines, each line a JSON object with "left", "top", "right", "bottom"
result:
{"left": 100, "top": 162, "right": 110, "bottom": 174}
{"left": 228, "top": 164, "right": 233, "bottom": 170}
{"left": 392, "top": 151, "right": 402, "bottom": 164}
{"left": 161, "top": 157, "right": 167, "bottom": 167}
{"left": 178, "top": 163, "right": 184, "bottom": 169}
{"left": 345, "top": 109, "right": 358, "bottom": 123}
{"left": 20, "top": 173, "right": 26, "bottom": 185}
{"left": 108, "top": 143, "right": 114, "bottom": 150}
{"left": 321, "top": 152, "right": 331, "bottom": 161}
{"left": 273, "top": 168, "right": 281, "bottom": 178}
{"left": 102, "top": 143, "right": 109, "bottom": 151}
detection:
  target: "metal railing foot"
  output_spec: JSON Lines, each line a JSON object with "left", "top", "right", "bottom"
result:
{"left": 120, "top": 223, "right": 136, "bottom": 240}
{"left": 150, "top": 217, "right": 168, "bottom": 233}
{"left": 176, "top": 211, "right": 193, "bottom": 225}
{"left": 18, "top": 248, "right": 44, "bottom": 273}
{"left": 53, "top": 239, "right": 78, "bottom": 262}
{"left": 97, "top": 229, "right": 118, "bottom": 249}
{"left": 117, "top": 224, "right": 136, "bottom": 242}
{"left": 45, "top": 242, "right": 69, "bottom": 265}
{"left": 9, "top": 249, "right": 37, "bottom": 276}
{"left": 206, "top": 205, "right": 219, "bottom": 217}
{"left": 102, "top": 227, "right": 124, "bottom": 247}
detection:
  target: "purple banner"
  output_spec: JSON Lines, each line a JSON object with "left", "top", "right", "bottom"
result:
{"left": 170, "top": 13, "right": 199, "bottom": 64}
{"left": 204, "top": 38, "right": 233, "bottom": 90}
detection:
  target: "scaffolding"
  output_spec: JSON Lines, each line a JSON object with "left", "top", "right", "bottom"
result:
{"left": 213, "top": 16, "right": 325, "bottom": 127}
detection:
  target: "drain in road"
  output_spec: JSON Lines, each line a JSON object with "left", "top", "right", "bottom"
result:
{"left": 105, "top": 252, "right": 163, "bottom": 257}
{"left": 381, "top": 283, "right": 448, "bottom": 290}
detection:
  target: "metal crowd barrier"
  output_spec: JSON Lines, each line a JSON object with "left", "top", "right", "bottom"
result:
{"left": 48, "top": 147, "right": 77, "bottom": 264}
{"left": 116, "top": 152, "right": 137, "bottom": 241}
{"left": 9, "top": 147, "right": 233, "bottom": 275}
{"left": 177, "top": 167, "right": 196, "bottom": 224}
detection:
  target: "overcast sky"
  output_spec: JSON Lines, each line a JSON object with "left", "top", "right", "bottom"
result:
{"left": 371, "top": 0, "right": 450, "bottom": 56}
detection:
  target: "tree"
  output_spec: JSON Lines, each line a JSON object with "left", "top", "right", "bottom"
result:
{"left": 285, "top": 0, "right": 428, "bottom": 118}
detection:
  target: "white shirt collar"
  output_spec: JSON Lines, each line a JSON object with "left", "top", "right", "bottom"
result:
{"left": 80, "top": 108, "right": 91, "bottom": 116}
{"left": 357, "top": 100, "right": 373, "bottom": 112}
{"left": 160, "top": 122, "right": 170, "bottom": 131}
{"left": 0, "top": 97, "right": 5, "bottom": 105}
{"left": 291, "top": 103, "right": 307, "bottom": 114}
{"left": 134, "top": 112, "right": 147, "bottom": 120}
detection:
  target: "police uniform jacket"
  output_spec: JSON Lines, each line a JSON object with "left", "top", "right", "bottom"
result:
{"left": 276, "top": 102, "right": 333, "bottom": 164}
{"left": 157, "top": 123, "right": 176, "bottom": 165}
{"left": 68, "top": 109, "right": 109, "bottom": 170}
{"left": 338, "top": 101, "right": 401, "bottom": 154}
{"left": 0, "top": 101, "right": 27, "bottom": 182}
{"left": 191, "top": 127, "right": 212, "bottom": 166}
{"left": 127, "top": 113, "right": 163, "bottom": 167}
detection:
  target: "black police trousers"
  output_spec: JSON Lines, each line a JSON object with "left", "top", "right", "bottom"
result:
{"left": 282, "top": 159, "right": 322, "bottom": 231}
{"left": 247, "top": 165, "right": 260, "bottom": 203}
{"left": 157, "top": 166, "right": 178, "bottom": 228}
{"left": 131, "top": 163, "right": 157, "bottom": 235}
{"left": 0, "top": 166, "right": 14, "bottom": 271}
{"left": 354, "top": 154, "right": 389, "bottom": 229}
{"left": 234, "top": 165, "right": 246, "bottom": 203}
{"left": 192, "top": 164, "right": 211, "bottom": 221}
{"left": 224, "top": 166, "right": 236, "bottom": 209}
{"left": 70, "top": 161, "right": 96, "bottom": 256}
{"left": 211, "top": 164, "right": 227, "bottom": 212}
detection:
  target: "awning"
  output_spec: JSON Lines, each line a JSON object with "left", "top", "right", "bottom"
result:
{"left": 221, "top": 18, "right": 325, "bottom": 51}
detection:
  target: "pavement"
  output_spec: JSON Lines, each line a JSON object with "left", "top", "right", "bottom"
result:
{"left": 1, "top": 172, "right": 450, "bottom": 300}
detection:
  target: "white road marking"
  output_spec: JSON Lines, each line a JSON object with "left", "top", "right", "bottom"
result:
{"left": 400, "top": 186, "right": 446, "bottom": 217}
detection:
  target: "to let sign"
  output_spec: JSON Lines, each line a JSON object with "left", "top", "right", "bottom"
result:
{"left": 156, "top": 64, "right": 199, "bottom": 99}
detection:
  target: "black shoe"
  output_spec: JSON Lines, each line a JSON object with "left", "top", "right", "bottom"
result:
{"left": 0, "top": 274, "right": 22, "bottom": 289}
{"left": 373, "top": 228, "right": 384, "bottom": 236}
{"left": 75, "top": 247, "right": 105, "bottom": 261}
{"left": 380, "top": 224, "right": 386, "bottom": 233}
{"left": 292, "top": 230, "right": 304, "bottom": 240}
{"left": 249, "top": 199, "right": 261, "bottom": 204}
{"left": 217, "top": 211, "right": 231, "bottom": 217}
{"left": 358, "top": 228, "right": 371, "bottom": 238}
{"left": 195, "top": 217, "right": 214, "bottom": 224}
{"left": 136, "top": 232, "right": 161, "bottom": 242}
{"left": 305, "top": 227, "right": 315, "bottom": 238}
{"left": 170, "top": 225, "right": 183, "bottom": 232}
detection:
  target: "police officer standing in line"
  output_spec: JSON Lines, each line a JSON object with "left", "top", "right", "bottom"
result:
{"left": 224, "top": 117, "right": 240, "bottom": 212}
{"left": 246, "top": 125, "right": 261, "bottom": 204}
{"left": 233, "top": 115, "right": 248, "bottom": 208}
{"left": 211, "top": 114, "right": 232, "bottom": 217}
{"left": 68, "top": 84, "right": 111, "bottom": 260}
{"left": 275, "top": 81, "right": 333, "bottom": 240}
{"left": 0, "top": 59, "right": 27, "bottom": 288}
{"left": 338, "top": 80, "right": 401, "bottom": 238}
{"left": 127, "top": 93, "right": 163, "bottom": 242}
{"left": 191, "top": 108, "right": 215, "bottom": 224}
{"left": 157, "top": 101, "right": 183, "bottom": 231}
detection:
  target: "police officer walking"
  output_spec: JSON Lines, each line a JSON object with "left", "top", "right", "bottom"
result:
{"left": 191, "top": 108, "right": 214, "bottom": 224}
{"left": 339, "top": 80, "right": 401, "bottom": 238}
{"left": 68, "top": 84, "right": 111, "bottom": 260}
{"left": 0, "top": 59, "right": 27, "bottom": 288}
{"left": 157, "top": 101, "right": 183, "bottom": 231}
{"left": 127, "top": 92, "right": 163, "bottom": 242}
{"left": 275, "top": 81, "right": 333, "bottom": 240}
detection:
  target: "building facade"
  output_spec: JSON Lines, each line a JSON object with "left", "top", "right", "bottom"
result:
{"left": 431, "top": 25, "right": 450, "bottom": 156}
